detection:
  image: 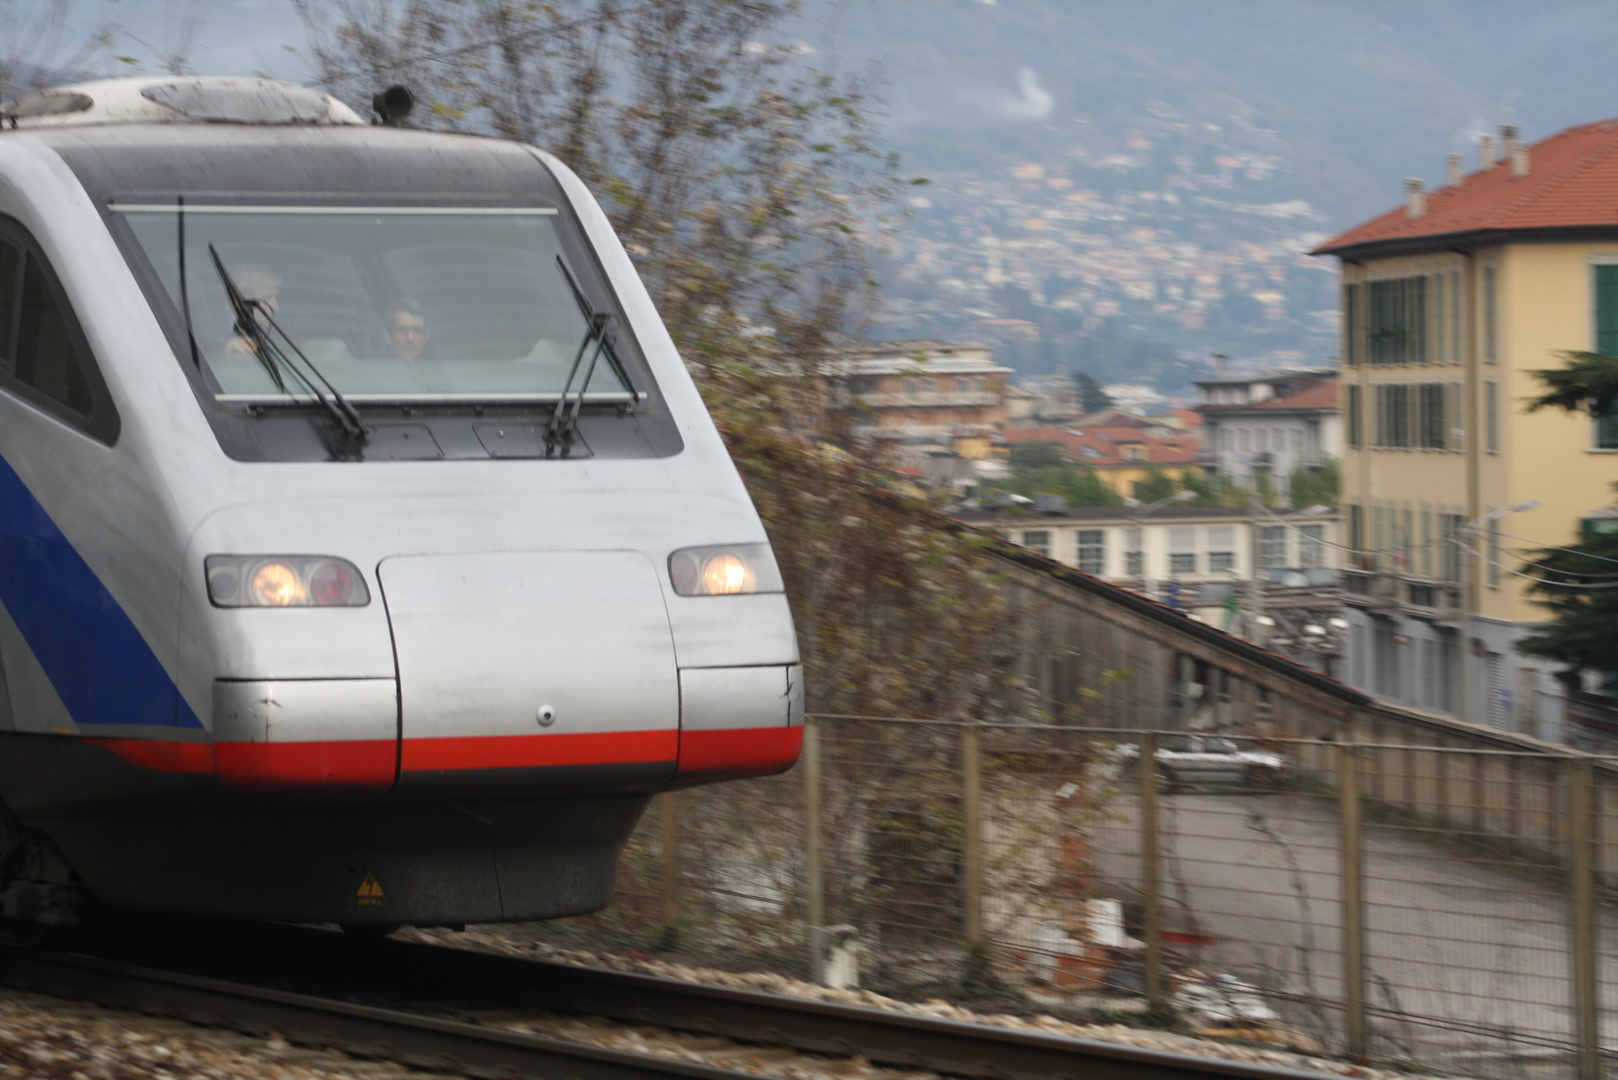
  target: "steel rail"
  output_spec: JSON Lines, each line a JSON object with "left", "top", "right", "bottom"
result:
{"left": 23, "top": 921, "right": 1341, "bottom": 1080}
{"left": 0, "top": 948, "right": 753, "bottom": 1080}
{"left": 501, "top": 953, "right": 1332, "bottom": 1080}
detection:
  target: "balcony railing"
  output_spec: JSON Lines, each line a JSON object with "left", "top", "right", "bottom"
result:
{"left": 1342, "top": 569, "right": 1462, "bottom": 614}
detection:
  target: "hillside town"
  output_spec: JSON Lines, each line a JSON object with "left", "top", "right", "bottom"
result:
{"left": 879, "top": 105, "right": 1344, "bottom": 394}
{"left": 849, "top": 117, "right": 1618, "bottom": 752}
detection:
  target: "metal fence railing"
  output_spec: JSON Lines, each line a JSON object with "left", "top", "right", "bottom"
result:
{"left": 544, "top": 717, "right": 1617, "bottom": 1080}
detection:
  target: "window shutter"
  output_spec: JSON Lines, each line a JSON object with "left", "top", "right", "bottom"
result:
{"left": 1597, "top": 265, "right": 1618, "bottom": 356}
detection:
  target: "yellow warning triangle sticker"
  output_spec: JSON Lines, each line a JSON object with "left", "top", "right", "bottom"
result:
{"left": 357, "top": 872, "right": 385, "bottom": 899}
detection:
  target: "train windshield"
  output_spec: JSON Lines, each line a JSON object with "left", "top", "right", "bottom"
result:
{"left": 116, "top": 205, "right": 635, "bottom": 404}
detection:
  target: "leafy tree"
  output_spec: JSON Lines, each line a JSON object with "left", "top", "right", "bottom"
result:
{"left": 1007, "top": 441, "right": 1067, "bottom": 471}
{"left": 992, "top": 455, "right": 1122, "bottom": 508}
{"left": 1132, "top": 465, "right": 1178, "bottom": 504}
{"left": 1071, "top": 370, "right": 1114, "bottom": 414}
{"left": 1288, "top": 455, "right": 1340, "bottom": 509}
{"left": 1180, "top": 469, "right": 1250, "bottom": 508}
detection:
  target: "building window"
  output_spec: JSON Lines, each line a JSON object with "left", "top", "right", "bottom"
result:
{"left": 902, "top": 377, "right": 916, "bottom": 400}
{"left": 1592, "top": 264, "right": 1618, "bottom": 446}
{"left": 1022, "top": 530, "right": 1050, "bottom": 556}
{"left": 1368, "top": 276, "right": 1426, "bottom": 365}
{"left": 1598, "top": 408, "right": 1618, "bottom": 450}
{"left": 1440, "top": 513, "right": 1464, "bottom": 583}
{"left": 1168, "top": 527, "right": 1196, "bottom": 575}
{"left": 1420, "top": 508, "right": 1432, "bottom": 578}
{"left": 1300, "top": 524, "right": 1325, "bottom": 568}
{"left": 1450, "top": 269, "right": 1462, "bottom": 365}
{"left": 1125, "top": 527, "right": 1143, "bottom": 576}
{"left": 1482, "top": 264, "right": 1497, "bottom": 362}
{"left": 1207, "top": 525, "right": 1235, "bottom": 573}
{"left": 1487, "top": 517, "right": 1501, "bottom": 588}
{"left": 1257, "top": 525, "right": 1286, "bottom": 569}
{"left": 1484, "top": 379, "right": 1499, "bottom": 452}
{"left": 1077, "top": 530, "right": 1105, "bottom": 574}
{"left": 1374, "top": 383, "right": 1411, "bottom": 447}
{"left": 1346, "top": 384, "right": 1361, "bottom": 448}
{"left": 1432, "top": 272, "right": 1445, "bottom": 363}
{"left": 1343, "top": 282, "right": 1359, "bottom": 365}
{"left": 1448, "top": 379, "right": 1465, "bottom": 450}
{"left": 1122, "top": 444, "right": 1145, "bottom": 462}
{"left": 1418, "top": 383, "right": 1447, "bottom": 449}
{"left": 1348, "top": 502, "right": 1363, "bottom": 561}
{"left": 1374, "top": 623, "right": 1400, "bottom": 698}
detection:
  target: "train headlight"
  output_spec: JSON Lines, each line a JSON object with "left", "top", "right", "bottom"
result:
{"left": 206, "top": 556, "right": 371, "bottom": 608}
{"left": 251, "top": 562, "right": 304, "bottom": 606}
{"left": 668, "top": 543, "right": 784, "bottom": 597}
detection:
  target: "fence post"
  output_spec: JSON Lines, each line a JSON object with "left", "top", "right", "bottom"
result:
{"left": 962, "top": 722, "right": 985, "bottom": 973}
{"left": 1139, "top": 730, "right": 1164, "bottom": 1011}
{"left": 804, "top": 716, "right": 827, "bottom": 983}
{"left": 1339, "top": 744, "right": 1367, "bottom": 1062}
{"left": 1568, "top": 756, "right": 1599, "bottom": 1080}
{"left": 658, "top": 792, "right": 679, "bottom": 944}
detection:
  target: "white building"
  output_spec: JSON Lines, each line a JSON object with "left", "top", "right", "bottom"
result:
{"left": 1194, "top": 370, "right": 1340, "bottom": 499}
{"left": 959, "top": 503, "right": 1345, "bottom": 675}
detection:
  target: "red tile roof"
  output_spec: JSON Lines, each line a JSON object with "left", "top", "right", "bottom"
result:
{"left": 1001, "top": 426, "right": 1201, "bottom": 467}
{"left": 1197, "top": 379, "right": 1339, "bottom": 412}
{"left": 1314, "top": 119, "right": 1618, "bottom": 255}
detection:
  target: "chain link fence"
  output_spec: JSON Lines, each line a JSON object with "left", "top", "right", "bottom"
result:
{"left": 545, "top": 717, "right": 1618, "bottom": 1080}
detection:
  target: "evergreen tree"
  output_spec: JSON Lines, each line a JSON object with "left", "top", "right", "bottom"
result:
{"left": 1518, "top": 509, "right": 1618, "bottom": 676}
{"left": 1071, "top": 370, "right": 1114, "bottom": 414}
{"left": 1515, "top": 358, "right": 1618, "bottom": 677}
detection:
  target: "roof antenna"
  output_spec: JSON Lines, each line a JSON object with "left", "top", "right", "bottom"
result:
{"left": 372, "top": 85, "right": 414, "bottom": 126}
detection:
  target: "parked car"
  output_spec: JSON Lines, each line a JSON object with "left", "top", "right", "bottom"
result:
{"left": 1117, "top": 735, "right": 1292, "bottom": 793}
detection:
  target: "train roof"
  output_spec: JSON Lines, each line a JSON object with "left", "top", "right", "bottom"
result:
{"left": 1, "top": 77, "right": 366, "bottom": 130}
{"left": 4, "top": 114, "right": 566, "bottom": 206}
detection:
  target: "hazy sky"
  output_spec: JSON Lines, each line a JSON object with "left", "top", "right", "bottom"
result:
{"left": 17, "top": 0, "right": 310, "bottom": 82}
{"left": 19, "top": 0, "right": 1618, "bottom": 223}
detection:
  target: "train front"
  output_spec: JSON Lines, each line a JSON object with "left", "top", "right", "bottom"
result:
{"left": 0, "top": 79, "right": 800, "bottom": 926}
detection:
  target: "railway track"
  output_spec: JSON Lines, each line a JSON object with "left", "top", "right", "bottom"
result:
{"left": 0, "top": 921, "right": 1336, "bottom": 1080}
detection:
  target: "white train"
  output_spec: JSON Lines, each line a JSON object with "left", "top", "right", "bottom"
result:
{"left": 0, "top": 76, "right": 801, "bottom": 927}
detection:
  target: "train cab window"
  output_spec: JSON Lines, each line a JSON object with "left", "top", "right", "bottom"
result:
{"left": 0, "top": 242, "right": 16, "bottom": 368}
{"left": 14, "top": 253, "right": 93, "bottom": 416}
{"left": 0, "top": 219, "right": 117, "bottom": 442}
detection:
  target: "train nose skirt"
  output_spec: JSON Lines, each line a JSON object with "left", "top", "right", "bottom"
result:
{"left": 380, "top": 551, "right": 682, "bottom": 795}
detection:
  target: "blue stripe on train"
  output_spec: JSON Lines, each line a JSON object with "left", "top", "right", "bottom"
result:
{"left": 0, "top": 453, "right": 200, "bottom": 729}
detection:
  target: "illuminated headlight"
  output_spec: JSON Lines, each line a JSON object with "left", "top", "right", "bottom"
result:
{"left": 205, "top": 556, "right": 371, "bottom": 608}
{"left": 668, "top": 543, "right": 784, "bottom": 597}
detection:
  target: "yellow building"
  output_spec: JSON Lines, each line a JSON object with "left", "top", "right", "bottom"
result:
{"left": 1314, "top": 122, "right": 1618, "bottom": 739}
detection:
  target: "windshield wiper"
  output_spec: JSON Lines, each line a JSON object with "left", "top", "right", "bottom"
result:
{"left": 547, "top": 255, "right": 627, "bottom": 455}
{"left": 207, "top": 245, "right": 367, "bottom": 444}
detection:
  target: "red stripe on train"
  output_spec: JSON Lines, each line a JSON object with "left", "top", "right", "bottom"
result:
{"left": 400, "top": 729, "right": 679, "bottom": 772}
{"left": 86, "top": 726, "right": 800, "bottom": 783}
{"left": 676, "top": 726, "right": 803, "bottom": 779}
{"left": 215, "top": 739, "right": 396, "bottom": 790}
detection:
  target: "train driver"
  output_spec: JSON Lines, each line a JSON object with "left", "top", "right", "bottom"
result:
{"left": 386, "top": 299, "right": 431, "bottom": 360}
